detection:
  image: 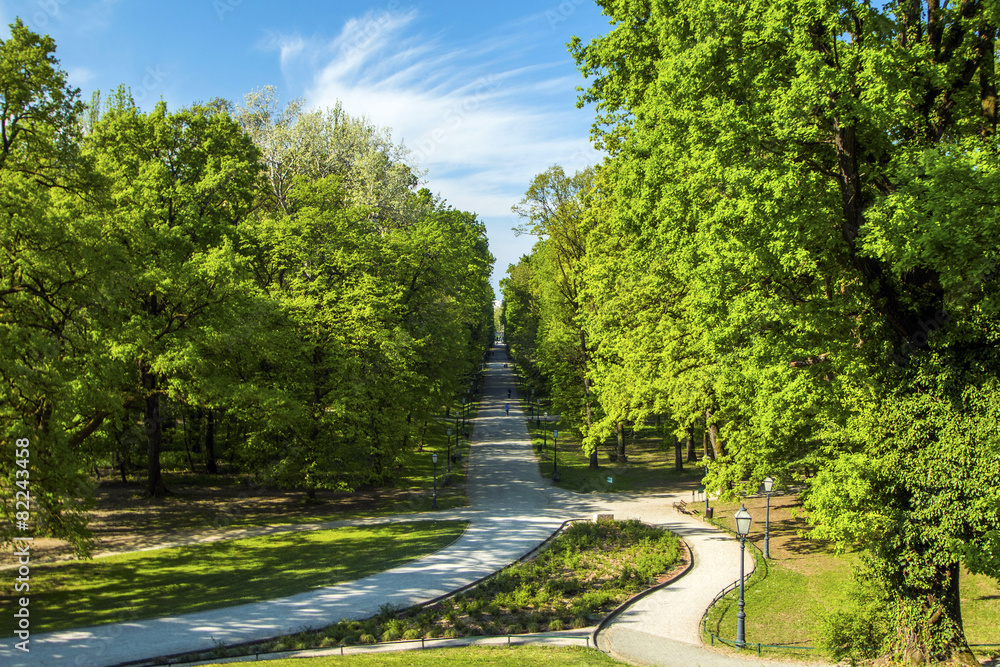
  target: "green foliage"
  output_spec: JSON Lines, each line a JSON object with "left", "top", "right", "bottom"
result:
{"left": 570, "top": 1, "right": 1000, "bottom": 662}
{"left": 0, "top": 19, "right": 103, "bottom": 553}
{"left": 505, "top": 166, "right": 599, "bottom": 451}
{"left": 1, "top": 20, "right": 494, "bottom": 527}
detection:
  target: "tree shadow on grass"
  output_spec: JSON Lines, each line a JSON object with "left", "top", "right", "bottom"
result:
{"left": 0, "top": 521, "right": 467, "bottom": 635}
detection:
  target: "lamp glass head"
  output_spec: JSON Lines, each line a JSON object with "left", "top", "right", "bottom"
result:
{"left": 432, "top": 453, "right": 438, "bottom": 464}
{"left": 763, "top": 477, "right": 774, "bottom": 493}
{"left": 734, "top": 505, "right": 752, "bottom": 536}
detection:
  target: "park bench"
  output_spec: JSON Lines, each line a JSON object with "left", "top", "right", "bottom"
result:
{"left": 673, "top": 499, "right": 695, "bottom": 515}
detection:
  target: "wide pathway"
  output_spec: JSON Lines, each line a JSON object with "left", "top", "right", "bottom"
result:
{"left": 0, "top": 346, "right": 569, "bottom": 667}
{"left": 0, "top": 345, "right": 828, "bottom": 667}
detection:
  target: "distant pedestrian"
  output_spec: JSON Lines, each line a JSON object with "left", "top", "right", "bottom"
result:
{"left": 507, "top": 388, "right": 511, "bottom": 398}
{"left": 505, "top": 403, "right": 510, "bottom": 416}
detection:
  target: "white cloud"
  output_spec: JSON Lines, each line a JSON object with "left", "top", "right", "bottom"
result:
{"left": 273, "top": 7, "right": 602, "bottom": 293}
{"left": 66, "top": 65, "right": 96, "bottom": 87}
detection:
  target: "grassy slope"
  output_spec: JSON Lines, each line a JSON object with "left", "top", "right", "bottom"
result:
{"left": 0, "top": 520, "right": 467, "bottom": 634}
{"left": 704, "top": 499, "right": 1000, "bottom": 660}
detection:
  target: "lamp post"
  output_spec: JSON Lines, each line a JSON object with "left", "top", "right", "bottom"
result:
{"left": 552, "top": 429, "right": 559, "bottom": 481}
{"left": 431, "top": 452, "right": 438, "bottom": 509}
{"left": 542, "top": 415, "right": 547, "bottom": 452}
{"left": 703, "top": 455, "right": 710, "bottom": 514}
{"left": 446, "top": 428, "right": 452, "bottom": 473}
{"left": 462, "top": 398, "right": 467, "bottom": 432}
{"left": 763, "top": 476, "right": 774, "bottom": 559}
{"left": 734, "top": 504, "right": 752, "bottom": 647}
{"left": 536, "top": 399, "right": 541, "bottom": 427}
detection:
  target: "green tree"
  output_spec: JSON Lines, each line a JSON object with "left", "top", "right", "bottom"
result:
{"left": 0, "top": 19, "right": 106, "bottom": 554}
{"left": 235, "top": 92, "right": 494, "bottom": 493}
{"left": 84, "top": 93, "right": 260, "bottom": 496}
{"left": 510, "top": 166, "right": 602, "bottom": 466}
{"left": 573, "top": 1, "right": 1000, "bottom": 663}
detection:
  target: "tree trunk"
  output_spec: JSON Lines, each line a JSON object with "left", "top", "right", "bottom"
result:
{"left": 686, "top": 425, "right": 696, "bottom": 462}
{"left": 705, "top": 409, "right": 726, "bottom": 459}
{"left": 181, "top": 409, "right": 196, "bottom": 473}
{"left": 203, "top": 409, "right": 218, "bottom": 474}
{"left": 616, "top": 421, "right": 626, "bottom": 461}
{"left": 589, "top": 448, "right": 599, "bottom": 469}
{"left": 894, "top": 562, "right": 978, "bottom": 666}
{"left": 141, "top": 360, "right": 169, "bottom": 497}
{"left": 673, "top": 434, "right": 683, "bottom": 472}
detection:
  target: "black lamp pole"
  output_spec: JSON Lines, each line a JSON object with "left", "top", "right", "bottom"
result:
{"left": 734, "top": 505, "right": 752, "bottom": 647}
{"left": 553, "top": 429, "right": 559, "bottom": 481}
{"left": 431, "top": 453, "right": 438, "bottom": 509}
{"left": 763, "top": 477, "right": 774, "bottom": 558}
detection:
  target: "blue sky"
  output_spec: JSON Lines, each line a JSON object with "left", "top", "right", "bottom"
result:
{"left": 0, "top": 0, "right": 612, "bottom": 297}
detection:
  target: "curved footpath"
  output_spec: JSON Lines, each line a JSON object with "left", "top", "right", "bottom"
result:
{"left": 0, "top": 346, "right": 828, "bottom": 667}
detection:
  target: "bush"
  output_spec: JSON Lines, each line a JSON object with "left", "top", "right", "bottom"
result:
{"left": 358, "top": 634, "right": 377, "bottom": 644}
{"left": 819, "top": 576, "right": 892, "bottom": 665}
{"left": 548, "top": 619, "right": 565, "bottom": 631}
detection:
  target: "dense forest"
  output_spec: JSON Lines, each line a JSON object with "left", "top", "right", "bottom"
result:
{"left": 0, "top": 20, "right": 494, "bottom": 553}
{"left": 503, "top": 1, "right": 1000, "bottom": 664}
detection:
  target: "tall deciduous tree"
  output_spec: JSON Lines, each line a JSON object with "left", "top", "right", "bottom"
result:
{"left": 573, "top": 1, "right": 1000, "bottom": 663}
{"left": 0, "top": 19, "right": 105, "bottom": 554}
{"left": 85, "top": 93, "right": 260, "bottom": 496}
{"left": 509, "top": 166, "right": 602, "bottom": 466}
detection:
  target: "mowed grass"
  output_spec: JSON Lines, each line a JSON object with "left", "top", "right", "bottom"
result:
{"left": 198, "top": 646, "right": 618, "bottom": 666}
{"left": 0, "top": 520, "right": 467, "bottom": 634}
{"left": 525, "top": 414, "right": 704, "bottom": 494}
{"left": 703, "top": 498, "right": 1000, "bottom": 659}
{"left": 193, "top": 519, "right": 682, "bottom": 663}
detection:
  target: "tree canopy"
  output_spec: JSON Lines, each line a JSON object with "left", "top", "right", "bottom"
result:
{"left": 504, "top": 1, "right": 1000, "bottom": 663}
{"left": 0, "top": 22, "right": 494, "bottom": 551}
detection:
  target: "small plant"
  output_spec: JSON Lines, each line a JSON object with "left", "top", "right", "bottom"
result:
{"left": 548, "top": 618, "right": 564, "bottom": 631}
{"left": 358, "top": 633, "right": 377, "bottom": 644}
{"left": 571, "top": 616, "right": 588, "bottom": 629}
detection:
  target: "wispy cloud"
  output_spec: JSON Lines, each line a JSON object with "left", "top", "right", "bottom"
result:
{"left": 268, "top": 6, "right": 601, "bottom": 291}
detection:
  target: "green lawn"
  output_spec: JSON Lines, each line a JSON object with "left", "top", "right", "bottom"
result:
{"left": 522, "top": 413, "right": 705, "bottom": 494}
{"left": 199, "top": 646, "right": 617, "bottom": 666}
{"left": 0, "top": 520, "right": 467, "bottom": 634}
{"left": 177, "top": 519, "right": 681, "bottom": 662}
{"left": 703, "top": 499, "right": 1000, "bottom": 661}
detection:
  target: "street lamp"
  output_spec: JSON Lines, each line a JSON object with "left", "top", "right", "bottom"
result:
{"left": 734, "top": 504, "right": 752, "bottom": 647}
{"left": 462, "top": 398, "right": 467, "bottom": 432}
{"left": 703, "top": 455, "right": 710, "bottom": 514}
{"left": 763, "top": 476, "right": 774, "bottom": 559}
{"left": 431, "top": 452, "right": 439, "bottom": 509}
{"left": 536, "top": 400, "right": 541, "bottom": 427}
{"left": 552, "top": 429, "right": 559, "bottom": 481}
{"left": 446, "top": 428, "right": 452, "bottom": 473}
